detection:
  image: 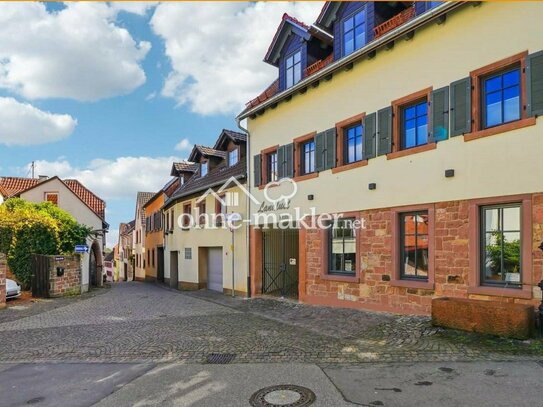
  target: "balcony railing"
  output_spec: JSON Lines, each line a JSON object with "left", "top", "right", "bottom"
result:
{"left": 304, "top": 54, "right": 334, "bottom": 77}
{"left": 373, "top": 6, "right": 415, "bottom": 38}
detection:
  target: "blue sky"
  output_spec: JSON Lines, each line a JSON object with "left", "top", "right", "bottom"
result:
{"left": 0, "top": 2, "right": 323, "bottom": 246}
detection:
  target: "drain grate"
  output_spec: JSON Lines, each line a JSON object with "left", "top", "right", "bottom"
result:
{"left": 250, "top": 384, "right": 316, "bottom": 407}
{"left": 205, "top": 353, "right": 236, "bottom": 364}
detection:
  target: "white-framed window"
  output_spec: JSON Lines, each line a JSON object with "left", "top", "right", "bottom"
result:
{"left": 200, "top": 162, "right": 208, "bottom": 177}
{"left": 286, "top": 50, "right": 302, "bottom": 89}
{"left": 228, "top": 149, "right": 239, "bottom": 166}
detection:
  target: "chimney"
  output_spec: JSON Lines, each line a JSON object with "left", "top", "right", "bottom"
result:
{"left": 38, "top": 175, "right": 49, "bottom": 182}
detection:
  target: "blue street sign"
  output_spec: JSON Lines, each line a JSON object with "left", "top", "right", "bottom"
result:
{"left": 75, "top": 245, "right": 89, "bottom": 254}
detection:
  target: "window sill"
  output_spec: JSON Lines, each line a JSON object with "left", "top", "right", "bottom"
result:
{"left": 320, "top": 273, "right": 360, "bottom": 283}
{"left": 390, "top": 279, "right": 434, "bottom": 290}
{"left": 293, "top": 173, "right": 319, "bottom": 182}
{"left": 386, "top": 143, "right": 436, "bottom": 160}
{"left": 464, "top": 117, "right": 536, "bottom": 142}
{"left": 331, "top": 160, "right": 368, "bottom": 174}
{"left": 467, "top": 285, "right": 532, "bottom": 299}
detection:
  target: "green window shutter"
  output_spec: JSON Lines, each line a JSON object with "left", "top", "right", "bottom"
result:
{"left": 277, "top": 145, "right": 285, "bottom": 179}
{"left": 315, "top": 131, "right": 326, "bottom": 172}
{"left": 325, "top": 127, "right": 337, "bottom": 170}
{"left": 527, "top": 50, "right": 543, "bottom": 117}
{"left": 253, "top": 154, "right": 262, "bottom": 187}
{"left": 284, "top": 143, "right": 294, "bottom": 178}
{"left": 430, "top": 86, "right": 450, "bottom": 142}
{"left": 377, "top": 107, "right": 392, "bottom": 156}
{"left": 363, "top": 113, "right": 376, "bottom": 160}
{"left": 450, "top": 77, "right": 472, "bottom": 136}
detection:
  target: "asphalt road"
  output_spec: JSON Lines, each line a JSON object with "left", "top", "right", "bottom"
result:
{"left": 1, "top": 361, "right": 542, "bottom": 406}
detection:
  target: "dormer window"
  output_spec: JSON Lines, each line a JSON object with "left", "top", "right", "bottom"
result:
{"left": 286, "top": 50, "right": 302, "bottom": 89}
{"left": 200, "top": 162, "right": 208, "bottom": 177}
{"left": 228, "top": 148, "right": 239, "bottom": 166}
{"left": 343, "top": 8, "right": 367, "bottom": 56}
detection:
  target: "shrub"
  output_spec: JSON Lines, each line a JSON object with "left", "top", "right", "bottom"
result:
{"left": 0, "top": 198, "right": 91, "bottom": 288}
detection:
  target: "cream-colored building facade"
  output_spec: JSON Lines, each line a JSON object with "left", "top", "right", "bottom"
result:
{"left": 164, "top": 130, "right": 249, "bottom": 295}
{"left": 240, "top": 1, "right": 543, "bottom": 314}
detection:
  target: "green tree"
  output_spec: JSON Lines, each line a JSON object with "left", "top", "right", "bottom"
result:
{"left": 0, "top": 198, "right": 92, "bottom": 288}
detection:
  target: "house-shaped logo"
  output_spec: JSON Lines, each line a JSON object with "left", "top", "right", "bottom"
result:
{"left": 196, "top": 176, "right": 260, "bottom": 207}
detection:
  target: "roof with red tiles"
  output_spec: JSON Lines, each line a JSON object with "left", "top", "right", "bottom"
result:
{"left": 63, "top": 179, "right": 106, "bottom": 220}
{"left": 0, "top": 177, "right": 40, "bottom": 198}
{"left": 0, "top": 176, "right": 106, "bottom": 222}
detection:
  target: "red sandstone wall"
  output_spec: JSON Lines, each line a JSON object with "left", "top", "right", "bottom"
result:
{"left": 303, "top": 193, "right": 543, "bottom": 315}
{"left": 49, "top": 255, "right": 81, "bottom": 297}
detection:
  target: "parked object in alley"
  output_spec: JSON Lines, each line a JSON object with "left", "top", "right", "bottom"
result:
{"left": 6, "top": 279, "right": 21, "bottom": 299}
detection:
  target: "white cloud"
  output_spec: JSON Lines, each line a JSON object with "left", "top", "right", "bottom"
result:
{"left": 174, "top": 138, "right": 191, "bottom": 152}
{"left": 0, "top": 2, "right": 150, "bottom": 101}
{"left": 150, "top": 2, "right": 323, "bottom": 115}
{"left": 23, "top": 156, "right": 182, "bottom": 200}
{"left": 0, "top": 97, "right": 77, "bottom": 146}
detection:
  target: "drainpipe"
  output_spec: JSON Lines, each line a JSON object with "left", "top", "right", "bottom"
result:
{"left": 236, "top": 117, "right": 251, "bottom": 299}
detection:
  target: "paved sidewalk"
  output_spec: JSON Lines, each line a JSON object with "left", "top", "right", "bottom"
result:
{"left": 0, "top": 282, "right": 541, "bottom": 364}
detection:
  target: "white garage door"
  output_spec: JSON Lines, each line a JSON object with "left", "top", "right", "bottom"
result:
{"left": 207, "top": 247, "right": 223, "bottom": 292}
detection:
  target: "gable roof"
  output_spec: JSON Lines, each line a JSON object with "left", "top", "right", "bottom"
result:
{"left": 135, "top": 192, "right": 154, "bottom": 225}
{"left": 315, "top": 1, "right": 342, "bottom": 31}
{"left": 264, "top": 13, "right": 311, "bottom": 67}
{"left": 1, "top": 176, "right": 106, "bottom": 222}
{"left": 170, "top": 161, "right": 198, "bottom": 176}
{"left": 63, "top": 179, "right": 106, "bottom": 220}
{"left": 0, "top": 177, "right": 40, "bottom": 198}
{"left": 119, "top": 220, "right": 136, "bottom": 236}
{"left": 213, "top": 129, "right": 247, "bottom": 150}
{"left": 165, "top": 159, "right": 247, "bottom": 208}
{"left": 188, "top": 145, "right": 227, "bottom": 162}
{"left": 143, "top": 177, "right": 180, "bottom": 210}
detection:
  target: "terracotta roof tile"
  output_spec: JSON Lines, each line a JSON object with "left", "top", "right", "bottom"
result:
{"left": 0, "top": 176, "right": 106, "bottom": 222}
{"left": 0, "top": 177, "right": 39, "bottom": 197}
{"left": 63, "top": 179, "right": 106, "bottom": 220}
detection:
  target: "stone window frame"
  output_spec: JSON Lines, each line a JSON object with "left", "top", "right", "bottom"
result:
{"left": 391, "top": 203, "right": 435, "bottom": 290}
{"left": 259, "top": 145, "right": 279, "bottom": 190}
{"left": 319, "top": 211, "right": 361, "bottom": 283}
{"left": 332, "top": 112, "right": 368, "bottom": 174}
{"left": 468, "top": 194, "right": 533, "bottom": 299}
{"left": 388, "top": 87, "right": 437, "bottom": 160}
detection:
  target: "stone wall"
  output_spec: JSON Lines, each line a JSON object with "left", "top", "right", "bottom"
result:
{"left": 49, "top": 255, "right": 81, "bottom": 298}
{"left": 0, "top": 253, "right": 6, "bottom": 309}
{"left": 303, "top": 193, "right": 543, "bottom": 315}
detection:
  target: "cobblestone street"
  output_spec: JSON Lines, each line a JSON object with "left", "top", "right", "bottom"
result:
{"left": 0, "top": 282, "right": 541, "bottom": 365}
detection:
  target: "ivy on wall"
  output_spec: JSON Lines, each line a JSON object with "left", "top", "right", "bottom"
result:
{"left": 0, "top": 198, "right": 91, "bottom": 288}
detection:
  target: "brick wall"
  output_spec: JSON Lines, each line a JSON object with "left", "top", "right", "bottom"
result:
{"left": 0, "top": 253, "right": 6, "bottom": 309}
{"left": 303, "top": 193, "right": 543, "bottom": 315}
{"left": 49, "top": 255, "right": 81, "bottom": 298}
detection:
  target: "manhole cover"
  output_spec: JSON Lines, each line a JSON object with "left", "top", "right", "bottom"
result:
{"left": 249, "top": 384, "right": 316, "bottom": 407}
{"left": 205, "top": 353, "right": 236, "bottom": 364}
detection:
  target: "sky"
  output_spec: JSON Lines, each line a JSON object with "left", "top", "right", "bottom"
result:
{"left": 0, "top": 1, "right": 324, "bottom": 247}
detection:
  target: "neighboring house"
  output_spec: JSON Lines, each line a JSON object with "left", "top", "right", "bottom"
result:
{"left": 118, "top": 220, "right": 135, "bottom": 281}
{"left": 104, "top": 251, "right": 114, "bottom": 282}
{"left": 142, "top": 177, "right": 180, "bottom": 282}
{"left": 133, "top": 192, "right": 154, "bottom": 281}
{"left": 112, "top": 244, "right": 120, "bottom": 281}
{"left": 163, "top": 129, "right": 248, "bottom": 295}
{"left": 238, "top": 2, "right": 543, "bottom": 314}
{"left": 0, "top": 175, "right": 108, "bottom": 292}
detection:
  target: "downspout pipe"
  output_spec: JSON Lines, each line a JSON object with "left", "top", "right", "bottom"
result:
{"left": 236, "top": 117, "right": 251, "bottom": 299}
